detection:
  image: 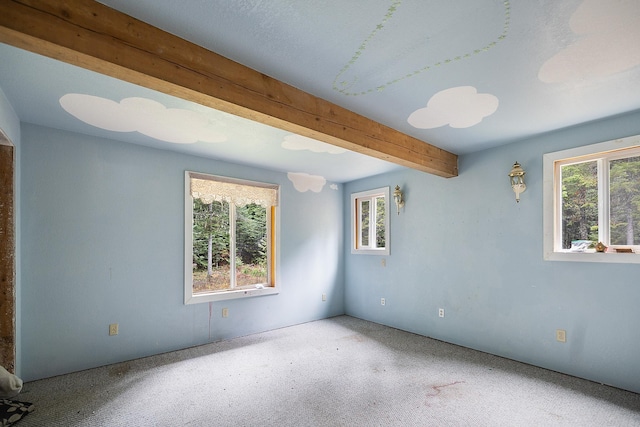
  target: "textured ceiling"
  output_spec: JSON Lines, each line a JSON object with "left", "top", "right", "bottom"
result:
{"left": 1, "top": 0, "right": 639, "bottom": 184}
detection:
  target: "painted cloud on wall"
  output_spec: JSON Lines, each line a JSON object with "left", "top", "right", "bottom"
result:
{"left": 538, "top": 0, "right": 640, "bottom": 83}
{"left": 59, "top": 94, "right": 227, "bottom": 144}
{"left": 407, "top": 86, "right": 499, "bottom": 129}
{"left": 282, "top": 134, "right": 347, "bottom": 154}
{"left": 287, "top": 172, "right": 327, "bottom": 193}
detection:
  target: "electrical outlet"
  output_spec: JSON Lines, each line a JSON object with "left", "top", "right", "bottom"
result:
{"left": 381, "top": 258, "right": 386, "bottom": 267}
{"left": 109, "top": 323, "right": 119, "bottom": 336}
{"left": 381, "top": 298, "right": 386, "bottom": 306}
{"left": 322, "top": 294, "right": 327, "bottom": 301}
{"left": 222, "top": 308, "right": 229, "bottom": 318}
{"left": 438, "top": 308, "right": 445, "bottom": 318}
{"left": 556, "top": 329, "right": 566, "bottom": 343}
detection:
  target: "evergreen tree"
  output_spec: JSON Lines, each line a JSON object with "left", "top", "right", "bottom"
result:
{"left": 561, "top": 162, "right": 598, "bottom": 248}
{"left": 561, "top": 156, "right": 640, "bottom": 248}
{"left": 610, "top": 156, "right": 640, "bottom": 245}
{"left": 376, "top": 196, "right": 386, "bottom": 248}
{"left": 236, "top": 203, "right": 267, "bottom": 266}
{"left": 192, "top": 199, "right": 229, "bottom": 275}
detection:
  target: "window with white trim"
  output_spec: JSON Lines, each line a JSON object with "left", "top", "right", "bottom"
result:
{"left": 351, "top": 187, "right": 390, "bottom": 255}
{"left": 185, "top": 172, "right": 279, "bottom": 303}
{"left": 543, "top": 134, "right": 640, "bottom": 263}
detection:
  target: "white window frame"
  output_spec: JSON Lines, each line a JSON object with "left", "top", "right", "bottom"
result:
{"left": 351, "top": 187, "right": 390, "bottom": 255}
{"left": 184, "top": 171, "right": 279, "bottom": 304}
{"left": 543, "top": 134, "right": 640, "bottom": 263}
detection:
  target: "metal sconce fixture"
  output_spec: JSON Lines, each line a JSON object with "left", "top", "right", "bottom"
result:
{"left": 393, "top": 185, "right": 405, "bottom": 214}
{"left": 508, "top": 161, "right": 526, "bottom": 203}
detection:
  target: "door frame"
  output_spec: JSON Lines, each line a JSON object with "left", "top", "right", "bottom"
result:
{"left": 0, "top": 130, "right": 15, "bottom": 372}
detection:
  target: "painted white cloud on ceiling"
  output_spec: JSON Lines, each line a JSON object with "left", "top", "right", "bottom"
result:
{"left": 407, "top": 86, "right": 499, "bottom": 129}
{"left": 538, "top": 0, "right": 640, "bottom": 83}
{"left": 282, "top": 134, "right": 346, "bottom": 154}
{"left": 59, "top": 94, "right": 227, "bottom": 144}
{"left": 330, "top": 184, "right": 338, "bottom": 191}
{"left": 287, "top": 172, "right": 327, "bottom": 193}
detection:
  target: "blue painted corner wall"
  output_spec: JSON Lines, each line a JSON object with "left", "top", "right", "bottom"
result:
{"left": 5, "top": 93, "right": 640, "bottom": 395}
{"left": 344, "top": 110, "right": 640, "bottom": 394}
{"left": 19, "top": 124, "right": 345, "bottom": 381}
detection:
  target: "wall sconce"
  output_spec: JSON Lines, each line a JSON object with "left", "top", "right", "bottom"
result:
{"left": 508, "top": 161, "right": 526, "bottom": 203}
{"left": 393, "top": 185, "right": 405, "bottom": 214}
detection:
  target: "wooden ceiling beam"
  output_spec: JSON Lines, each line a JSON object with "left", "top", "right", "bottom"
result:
{"left": 0, "top": 0, "right": 458, "bottom": 177}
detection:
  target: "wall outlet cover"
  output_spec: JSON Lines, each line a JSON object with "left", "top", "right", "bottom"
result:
{"left": 109, "top": 323, "right": 119, "bottom": 336}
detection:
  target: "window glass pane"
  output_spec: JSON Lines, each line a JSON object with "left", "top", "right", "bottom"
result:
{"left": 375, "top": 196, "right": 386, "bottom": 248}
{"left": 561, "top": 161, "right": 598, "bottom": 250}
{"left": 360, "top": 200, "right": 370, "bottom": 246}
{"left": 235, "top": 203, "right": 268, "bottom": 287}
{"left": 192, "top": 199, "right": 230, "bottom": 293}
{"left": 609, "top": 156, "right": 640, "bottom": 245}
{"left": 186, "top": 172, "right": 278, "bottom": 303}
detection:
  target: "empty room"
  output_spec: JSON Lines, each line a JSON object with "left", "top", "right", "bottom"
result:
{"left": 0, "top": 0, "right": 639, "bottom": 425}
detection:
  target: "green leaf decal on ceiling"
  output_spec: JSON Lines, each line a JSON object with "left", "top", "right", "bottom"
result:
{"left": 333, "top": 0, "right": 511, "bottom": 96}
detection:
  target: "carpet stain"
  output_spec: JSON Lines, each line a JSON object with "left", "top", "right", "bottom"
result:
{"left": 108, "top": 363, "right": 131, "bottom": 377}
{"left": 341, "top": 333, "right": 366, "bottom": 342}
{"left": 424, "top": 381, "right": 465, "bottom": 406}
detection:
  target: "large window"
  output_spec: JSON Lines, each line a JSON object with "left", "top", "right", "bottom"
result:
{"left": 543, "top": 134, "right": 640, "bottom": 263}
{"left": 351, "top": 187, "right": 390, "bottom": 255}
{"left": 184, "top": 172, "right": 279, "bottom": 303}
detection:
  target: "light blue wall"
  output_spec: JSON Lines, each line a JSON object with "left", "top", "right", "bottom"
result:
{"left": 20, "top": 124, "right": 344, "bottom": 381}
{"left": 15, "top": 107, "right": 640, "bottom": 392}
{"left": 0, "top": 88, "right": 21, "bottom": 377}
{"left": 0, "top": 87, "right": 19, "bottom": 144}
{"left": 344, "top": 110, "right": 640, "bottom": 394}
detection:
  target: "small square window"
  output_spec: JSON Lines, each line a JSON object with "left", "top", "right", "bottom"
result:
{"left": 351, "top": 187, "right": 390, "bottom": 255}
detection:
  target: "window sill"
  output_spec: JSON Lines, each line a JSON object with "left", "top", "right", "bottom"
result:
{"left": 185, "top": 286, "right": 279, "bottom": 304}
{"left": 544, "top": 251, "right": 640, "bottom": 264}
{"left": 351, "top": 248, "right": 390, "bottom": 256}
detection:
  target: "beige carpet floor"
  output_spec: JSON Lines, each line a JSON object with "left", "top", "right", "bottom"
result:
{"left": 15, "top": 316, "right": 640, "bottom": 426}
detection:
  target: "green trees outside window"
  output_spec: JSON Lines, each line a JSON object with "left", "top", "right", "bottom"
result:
{"left": 561, "top": 161, "right": 598, "bottom": 249}
{"left": 609, "top": 156, "right": 640, "bottom": 245}
{"left": 352, "top": 187, "right": 390, "bottom": 255}
{"left": 560, "top": 154, "right": 640, "bottom": 249}
{"left": 185, "top": 172, "right": 278, "bottom": 303}
{"left": 358, "top": 196, "right": 386, "bottom": 249}
{"left": 192, "top": 199, "right": 268, "bottom": 293}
